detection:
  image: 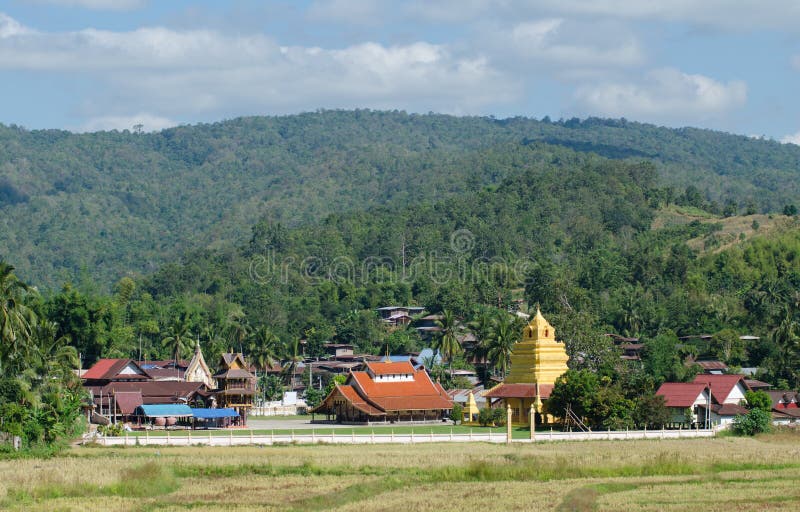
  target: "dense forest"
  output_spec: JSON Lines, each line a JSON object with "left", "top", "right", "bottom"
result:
{"left": 5, "top": 143, "right": 796, "bottom": 399}
{"left": 2, "top": 110, "right": 800, "bottom": 290}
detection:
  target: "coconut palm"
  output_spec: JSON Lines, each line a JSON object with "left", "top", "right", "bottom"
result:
{"left": 281, "top": 338, "right": 303, "bottom": 387}
{"left": 467, "top": 308, "right": 494, "bottom": 379}
{"left": 487, "top": 312, "right": 518, "bottom": 378}
{"left": 161, "top": 311, "right": 193, "bottom": 362}
{"left": 248, "top": 325, "right": 281, "bottom": 372}
{"left": 0, "top": 262, "right": 37, "bottom": 372}
{"left": 433, "top": 309, "right": 462, "bottom": 377}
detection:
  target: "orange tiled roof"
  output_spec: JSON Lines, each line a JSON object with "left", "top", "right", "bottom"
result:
{"left": 365, "top": 360, "right": 416, "bottom": 375}
{"left": 349, "top": 369, "right": 452, "bottom": 411}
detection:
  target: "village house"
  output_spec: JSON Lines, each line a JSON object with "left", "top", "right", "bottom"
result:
{"left": 483, "top": 308, "right": 569, "bottom": 426}
{"left": 657, "top": 374, "right": 752, "bottom": 428}
{"left": 655, "top": 382, "right": 712, "bottom": 427}
{"left": 310, "top": 359, "right": 452, "bottom": 423}
{"left": 82, "top": 358, "right": 209, "bottom": 424}
{"left": 377, "top": 306, "right": 425, "bottom": 327}
{"left": 767, "top": 391, "right": 800, "bottom": 425}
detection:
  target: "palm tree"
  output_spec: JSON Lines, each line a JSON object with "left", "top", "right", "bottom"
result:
{"left": 30, "top": 319, "right": 79, "bottom": 383}
{"left": 281, "top": 338, "right": 303, "bottom": 388}
{"left": 487, "top": 313, "right": 518, "bottom": 378}
{"left": 467, "top": 308, "right": 494, "bottom": 382}
{"left": 225, "top": 306, "right": 250, "bottom": 354}
{"left": 161, "top": 312, "right": 193, "bottom": 363}
{"left": 433, "top": 310, "right": 462, "bottom": 377}
{"left": 248, "top": 325, "right": 281, "bottom": 372}
{"left": 771, "top": 312, "right": 800, "bottom": 387}
{"left": 0, "top": 262, "right": 37, "bottom": 373}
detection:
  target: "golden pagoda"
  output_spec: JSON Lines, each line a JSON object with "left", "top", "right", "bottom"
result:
{"left": 484, "top": 308, "right": 569, "bottom": 425}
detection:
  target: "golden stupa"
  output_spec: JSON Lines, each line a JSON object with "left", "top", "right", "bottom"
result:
{"left": 483, "top": 308, "right": 569, "bottom": 425}
{"left": 505, "top": 307, "right": 569, "bottom": 385}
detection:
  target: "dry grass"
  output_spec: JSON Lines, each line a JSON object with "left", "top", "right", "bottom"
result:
{"left": 2, "top": 434, "right": 800, "bottom": 511}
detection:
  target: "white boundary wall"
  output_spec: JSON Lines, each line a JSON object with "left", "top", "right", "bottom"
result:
{"left": 92, "top": 428, "right": 714, "bottom": 447}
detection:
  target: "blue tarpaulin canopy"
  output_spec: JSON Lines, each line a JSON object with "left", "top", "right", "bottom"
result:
{"left": 190, "top": 408, "right": 240, "bottom": 419}
{"left": 136, "top": 404, "right": 193, "bottom": 417}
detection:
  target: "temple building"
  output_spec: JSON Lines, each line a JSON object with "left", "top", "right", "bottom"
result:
{"left": 185, "top": 340, "right": 215, "bottom": 389}
{"left": 484, "top": 308, "right": 569, "bottom": 425}
{"left": 213, "top": 353, "right": 256, "bottom": 425}
{"left": 310, "top": 360, "right": 453, "bottom": 423}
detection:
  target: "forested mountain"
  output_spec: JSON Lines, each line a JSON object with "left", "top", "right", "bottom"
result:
{"left": 2, "top": 110, "right": 799, "bottom": 289}
{"left": 22, "top": 143, "right": 797, "bottom": 390}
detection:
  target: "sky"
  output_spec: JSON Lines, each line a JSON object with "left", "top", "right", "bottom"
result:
{"left": 1, "top": 0, "right": 799, "bottom": 143}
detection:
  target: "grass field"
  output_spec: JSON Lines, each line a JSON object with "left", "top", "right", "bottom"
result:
{"left": 2, "top": 432, "right": 799, "bottom": 511}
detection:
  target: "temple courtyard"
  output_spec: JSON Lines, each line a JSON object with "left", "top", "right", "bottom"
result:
{"left": 2, "top": 432, "right": 799, "bottom": 511}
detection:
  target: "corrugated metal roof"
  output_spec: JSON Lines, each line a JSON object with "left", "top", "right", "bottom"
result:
{"left": 692, "top": 374, "right": 748, "bottom": 404}
{"left": 483, "top": 383, "right": 554, "bottom": 399}
{"left": 136, "top": 404, "right": 193, "bottom": 417}
{"left": 190, "top": 408, "right": 240, "bottom": 419}
{"left": 656, "top": 382, "right": 708, "bottom": 408}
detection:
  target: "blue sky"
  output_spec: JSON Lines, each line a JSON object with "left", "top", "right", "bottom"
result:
{"left": 1, "top": 0, "right": 799, "bottom": 143}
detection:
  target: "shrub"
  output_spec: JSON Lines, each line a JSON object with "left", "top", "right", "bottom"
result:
{"left": 450, "top": 403, "right": 463, "bottom": 423}
{"left": 732, "top": 408, "right": 771, "bottom": 436}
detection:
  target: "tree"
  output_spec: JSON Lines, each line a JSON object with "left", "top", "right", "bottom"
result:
{"left": 433, "top": 310, "right": 462, "bottom": 376}
{"left": 0, "top": 262, "right": 37, "bottom": 373}
{"left": 732, "top": 408, "right": 771, "bottom": 436}
{"left": 281, "top": 338, "right": 303, "bottom": 387}
{"left": 783, "top": 204, "right": 798, "bottom": 216}
{"left": 247, "top": 325, "right": 281, "bottom": 372}
{"left": 545, "top": 369, "right": 599, "bottom": 425}
{"left": 161, "top": 311, "right": 193, "bottom": 362}
{"left": 744, "top": 390, "right": 772, "bottom": 413}
{"left": 486, "top": 312, "right": 518, "bottom": 378}
{"left": 710, "top": 329, "right": 745, "bottom": 365}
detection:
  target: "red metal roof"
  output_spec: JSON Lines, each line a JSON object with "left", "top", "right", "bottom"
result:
{"left": 692, "top": 374, "right": 749, "bottom": 404}
{"left": 113, "top": 391, "right": 143, "bottom": 415}
{"left": 82, "top": 359, "right": 149, "bottom": 381}
{"left": 365, "top": 361, "right": 416, "bottom": 375}
{"left": 695, "top": 360, "right": 728, "bottom": 371}
{"left": 656, "top": 382, "right": 709, "bottom": 408}
{"left": 484, "top": 383, "right": 554, "bottom": 399}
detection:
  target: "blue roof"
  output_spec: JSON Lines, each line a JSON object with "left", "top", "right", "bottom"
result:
{"left": 388, "top": 355, "right": 411, "bottom": 362}
{"left": 136, "top": 404, "right": 193, "bottom": 417}
{"left": 190, "top": 408, "right": 240, "bottom": 419}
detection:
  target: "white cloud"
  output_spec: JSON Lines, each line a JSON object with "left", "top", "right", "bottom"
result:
{"left": 505, "top": 18, "right": 643, "bottom": 68}
{"left": 78, "top": 113, "right": 176, "bottom": 133}
{"left": 781, "top": 132, "right": 800, "bottom": 145}
{"left": 28, "top": 0, "right": 147, "bottom": 10}
{"left": 0, "top": 13, "right": 32, "bottom": 38}
{"left": 574, "top": 68, "right": 747, "bottom": 123}
{"left": 0, "top": 13, "right": 516, "bottom": 122}
{"left": 792, "top": 55, "right": 800, "bottom": 70}
{"left": 537, "top": 0, "right": 800, "bottom": 32}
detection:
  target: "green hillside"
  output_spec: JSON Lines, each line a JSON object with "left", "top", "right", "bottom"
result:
{"left": 1, "top": 111, "right": 799, "bottom": 289}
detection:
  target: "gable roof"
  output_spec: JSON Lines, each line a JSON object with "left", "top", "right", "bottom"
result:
{"left": 113, "top": 391, "right": 143, "bottom": 415}
{"left": 656, "top": 382, "right": 710, "bottom": 408}
{"left": 692, "top": 374, "right": 749, "bottom": 404}
{"left": 82, "top": 359, "right": 150, "bottom": 381}
{"left": 365, "top": 361, "right": 415, "bottom": 375}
